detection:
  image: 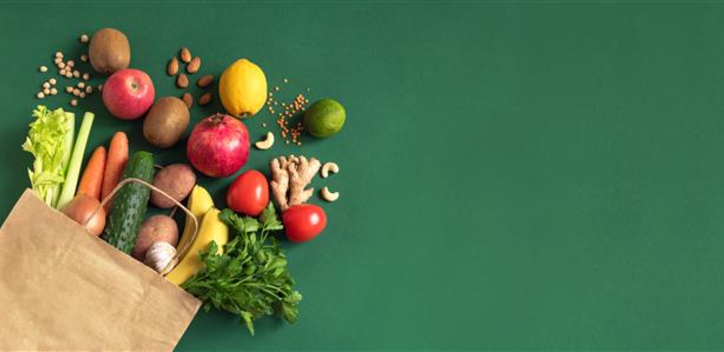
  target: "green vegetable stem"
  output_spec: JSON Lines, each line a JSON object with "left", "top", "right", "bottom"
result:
{"left": 22, "top": 106, "right": 75, "bottom": 208}
{"left": 56, "top": 112, "right": 94, "bottom": 210}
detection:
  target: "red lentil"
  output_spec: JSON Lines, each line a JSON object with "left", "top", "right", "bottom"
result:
{"left": 263, "top": 79, "right": 311, "bottom": 146}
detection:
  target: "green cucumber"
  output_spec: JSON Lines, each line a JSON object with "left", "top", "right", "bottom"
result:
{"left": 102, "top": 151, "right": 155, "bottom": 254}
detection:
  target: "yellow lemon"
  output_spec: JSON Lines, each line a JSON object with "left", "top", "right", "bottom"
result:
{"left": 219, "top": 59, "right": 267, "bottom": 118}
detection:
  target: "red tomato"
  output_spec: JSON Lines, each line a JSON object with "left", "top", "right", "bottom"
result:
{"left": 282, "top": 204, "right": 327, "bottom": 242}
{"left": 226, "top": 170, "right": 269, "bottom": 216}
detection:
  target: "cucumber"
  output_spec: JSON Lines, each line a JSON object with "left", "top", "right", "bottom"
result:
{"left": 102, "top": 151, "right": 155, "bottom": 254}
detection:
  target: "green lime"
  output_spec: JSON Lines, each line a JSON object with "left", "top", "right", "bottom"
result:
{"left": 304, "top": 98, "right": 346, "bottom": 138}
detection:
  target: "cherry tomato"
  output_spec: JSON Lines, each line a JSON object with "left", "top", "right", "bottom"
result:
{"left": 226, "top": 170, "right": 269, "bottom": 216}
{"left": 282, "top": 204, "right": 327, "bottom": 242}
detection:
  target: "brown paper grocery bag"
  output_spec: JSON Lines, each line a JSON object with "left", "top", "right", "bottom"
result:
{"left": 0, "top": 189, "right": 201, "bottom": 351}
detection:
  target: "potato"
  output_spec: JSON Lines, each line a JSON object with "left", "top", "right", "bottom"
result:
{"left": 151, "top": 164, "right": 196, "bottom": 208}
{"left": 132, "top": 215, "right": 179, "bottom": 259}
{"left": 143, "top": 97, "right": 190, "bottom": 148}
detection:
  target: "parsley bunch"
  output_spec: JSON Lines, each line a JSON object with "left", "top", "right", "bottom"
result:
{"left": 182, "top": 204, "right": 302, "bottom": 336}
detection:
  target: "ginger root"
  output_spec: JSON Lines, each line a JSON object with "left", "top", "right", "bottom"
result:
{"left": 270, "top": 155, "right": 321, "bottom": 211}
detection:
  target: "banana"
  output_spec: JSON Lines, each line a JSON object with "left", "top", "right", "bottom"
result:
{"left": 166, "top": 207, "right": 228, "bottom": 285}
{"left": 176, "top": 185, "right": 214, "bottom": 260}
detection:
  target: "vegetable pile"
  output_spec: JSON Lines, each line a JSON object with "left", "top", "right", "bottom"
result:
{"left": 23, "top": 26, "right": 347, "bottom": 336}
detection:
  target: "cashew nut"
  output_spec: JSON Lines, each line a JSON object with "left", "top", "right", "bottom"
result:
{"left": 320, "top": 186, "right": 339, "bottom": 202}
{"left": 320, "top": 162, "right": 339, "bottom": 178}
{"left": 255, "top": 132, "right": 275, "bottom": 150}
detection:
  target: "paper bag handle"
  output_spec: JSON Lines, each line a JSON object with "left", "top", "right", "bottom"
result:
{"left": 86, "top": 178, "right": 199, "bottom": 276}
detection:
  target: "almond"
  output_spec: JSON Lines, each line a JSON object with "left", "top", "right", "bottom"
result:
{"left": 187, "top": 57, "right": 201, "bottom": 74}
{"left": 197, "top": 74, "right": 213, "bottom": 88}
{"left": 167, "top": 57, "right": 179, "bottom": 76}
{"left": 177, "top": 73, "right": 189, "bottom": 88}
{"left": 180, "top": 47, "right": 192, "bottom": 63}
{"left": 198, "top": 92, "right": 212, "bottom": 106}
{"left": 182, "top": 93, "right": 193, "bottom": 109}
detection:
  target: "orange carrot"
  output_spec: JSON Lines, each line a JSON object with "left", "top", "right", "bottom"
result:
{"left": 101, "top": 132, "right": 129, "bottom": 210}
{"left": 77, "top": 146, "right": 107, "bottom": 201}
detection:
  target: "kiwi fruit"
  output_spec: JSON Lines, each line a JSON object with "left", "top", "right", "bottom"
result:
{"left": 89, "top": 28, "right": 131, "bottom": 74}
{"left": 143, "top": 97, "right": 190, "bottom": 148}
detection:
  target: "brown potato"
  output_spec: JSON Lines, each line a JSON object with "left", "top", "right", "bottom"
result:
{"left": 151, "top": 164, "right": 196, "bottom": 208}
{"left": 88, "top": 28, "right": 130, "bottom": 74}
{"left": 143, "top": 97, "right": 190, "bottom": 148}
{"left": 132, "top": 215, "right": 179, "bottom": 259}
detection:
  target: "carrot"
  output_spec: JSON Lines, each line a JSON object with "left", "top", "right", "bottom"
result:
{"left": 101, "top": 132, "right": 129, "bottom": 210}
{"left": 77, "top": 146, "right": 107, "bottom": 201}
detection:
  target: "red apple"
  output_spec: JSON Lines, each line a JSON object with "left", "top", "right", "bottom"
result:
{"left": 187, "top": 113, "right": 250, "bottom": 178}
{"left": 102, "top": 68, "right": 155, "bottom": 120}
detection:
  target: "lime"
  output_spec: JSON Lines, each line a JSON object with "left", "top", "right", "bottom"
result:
{"left": 304, "top": 98, "right": 346, "bottom": 138}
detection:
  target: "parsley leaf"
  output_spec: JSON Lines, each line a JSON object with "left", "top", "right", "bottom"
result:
{"left": 260, "top": 203, "right": 284, "bottom": 232}
{"left": 219, "top": 208, "right": 259, "bottom": 234}
{"left": 182, "top": 204, "right": 301, "bottom": 336}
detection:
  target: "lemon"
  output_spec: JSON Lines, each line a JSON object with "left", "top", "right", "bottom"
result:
{"left": 219, "top": 59, "right": 267, "bottom": 118}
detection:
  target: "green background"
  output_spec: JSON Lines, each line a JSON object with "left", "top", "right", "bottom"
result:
{"left": 1, "top": 1, "right": 724, "bottom": 350}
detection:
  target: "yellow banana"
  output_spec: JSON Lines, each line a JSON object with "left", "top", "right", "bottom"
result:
{"left": 176, "top": 185, "right": 214, "bottom": 259}
{"left": 166, "top": 207, "right": 228, "bottom": 285}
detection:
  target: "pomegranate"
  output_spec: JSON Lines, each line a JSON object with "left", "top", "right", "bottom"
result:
{"left": 187, "top": 113, "right": 250, "bottom": 178}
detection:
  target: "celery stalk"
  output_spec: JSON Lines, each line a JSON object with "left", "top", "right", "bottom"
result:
{"left": 62, "top": 112, "right": 75, "bottom": 171}
{"left": 22, "top": 106, "right": 73, "bottom": 208}
{"left": 56, "top": 112, "right": 94, "bottom": 209}
{"left": 50, "top": 112, "right": 75, "bottom": 207}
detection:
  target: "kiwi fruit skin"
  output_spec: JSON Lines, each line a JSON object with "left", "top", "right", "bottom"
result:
{"left": 143, "top": 97, "right": 190, "bottom": 148}
{"left": 89, "top": 28, "right": 131, "bottom": 74}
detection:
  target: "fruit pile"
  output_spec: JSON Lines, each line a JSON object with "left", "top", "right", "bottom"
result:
{"left": 27, "top": 27, "right": 348, "bottom": 335}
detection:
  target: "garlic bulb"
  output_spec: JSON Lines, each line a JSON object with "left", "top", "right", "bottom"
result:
{"left": 143, "top": 241, "right": 178, "bottom": 275}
